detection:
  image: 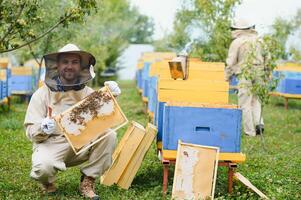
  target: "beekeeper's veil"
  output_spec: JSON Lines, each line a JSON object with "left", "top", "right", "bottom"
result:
{"left": 43, "top": 43, "right": 96, "bottom": 91}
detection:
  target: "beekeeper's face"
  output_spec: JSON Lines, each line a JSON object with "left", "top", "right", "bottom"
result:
{"left": 57, "top": 53, "right": 81, "bottom": 84}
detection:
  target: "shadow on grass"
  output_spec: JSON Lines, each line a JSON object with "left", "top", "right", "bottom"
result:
{"left": 130, "top": 163, "right": 164, "bottom": 189}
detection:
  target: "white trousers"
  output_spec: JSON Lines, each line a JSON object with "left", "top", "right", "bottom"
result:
{"left": 30, "top": 132, "right": 116, "bottom": 184}
{"left": 238, "top": 87, "right": 264, "bottom": 136}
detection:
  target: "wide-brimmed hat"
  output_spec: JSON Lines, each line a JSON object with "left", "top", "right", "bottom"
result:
{"left": 43, "top": 43, "right": 96, "bottom": 91}
{"left": 230, "top": 18, "right": 255, "bottom": 30}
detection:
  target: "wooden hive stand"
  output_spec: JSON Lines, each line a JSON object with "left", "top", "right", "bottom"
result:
{"left": 270, "top": 92, "right": 301, "bottom": 110}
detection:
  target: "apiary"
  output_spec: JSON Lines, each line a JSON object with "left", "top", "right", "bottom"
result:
{"left": 55, "top": 87, "right": 128, "bottom": 155}
{"left": 162, "top": 102, "right": 242, "bottom": 153}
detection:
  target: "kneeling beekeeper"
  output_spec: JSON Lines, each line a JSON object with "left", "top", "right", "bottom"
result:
{"left": 24, "top": 44, "right": 121, "bottom": 199}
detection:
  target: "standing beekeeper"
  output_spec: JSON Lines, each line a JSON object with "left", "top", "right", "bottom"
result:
{"left": 24, "top": 43, "right": 121, "bottom": 199}
{"left": 225, "top": 19, "right": 264, "bottom": 137}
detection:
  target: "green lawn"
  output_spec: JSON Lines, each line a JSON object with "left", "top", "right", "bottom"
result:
{"left": 0, "top": 81, "right": 300, "bottom": 199}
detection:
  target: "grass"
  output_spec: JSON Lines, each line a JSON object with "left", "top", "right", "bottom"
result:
{"left": 0, "top": 81, "right": 300, "bottom": 199}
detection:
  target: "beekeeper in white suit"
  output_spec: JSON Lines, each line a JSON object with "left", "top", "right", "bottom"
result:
{"left": 225, "top": 19, "right": 264, "bottom": 137}
{"left": 24, "top": 44, "right": 121, "bottom": 199}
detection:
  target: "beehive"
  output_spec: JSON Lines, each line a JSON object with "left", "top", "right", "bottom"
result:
{"left": 158, "top": 79, "right": 229, "bottom": 104}
{"left": 159, "top": 61, "right": 225, "bottom": 81}
{"left": 0, "top": 69, "right": 11, "bottom": 98}
{"left": 0, "top": 81, "right": 2, "bottom": 100}
{"left": 172, "top": 141, "right": 219, "bottom": 200}
{"left": 273, "top": 67, "right": 301, "bottom": 94}
{"left": 55, "top": 87, "right": 128, "bottom": 155}
{"left": 162, "top": 102, "right": 242, "bottom": 152}
{"left": 10, "top": 67, "right": 36, "bottom": 94}
{"left": 0, "top": 58, "right": 9, "bottom": 69}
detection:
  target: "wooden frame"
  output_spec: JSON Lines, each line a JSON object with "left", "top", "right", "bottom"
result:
{"left": 172, "top": 141, "right": 219, "bottom": 200}
{"left": 117, "top": 123, "right": 157, "bottom": 189}
{"left": 101, "top": 121, "right": 145, "bottom": 186}
{"left": 55, "top": 86, "right": 128, "bottom": 155}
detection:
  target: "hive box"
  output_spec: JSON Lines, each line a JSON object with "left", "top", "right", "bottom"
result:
{"left": 11, "top": 67, "right": 36, "bottom": 94}
{"left": 158, "top": 61, "right": 225, "bottom": 81}
{"left": 0, "top": 69, "right": 11, "bottom": 98}
{"left": 147, "top": 76, "right": 158, "bottom": 114}
{"left": 172, "top": 141, "right": 219, "bottom": 200}
{"left": 162, "top": 102, "right": 242, "bottom": 152}
{"left": 156, "top": 79, "right": 229, "bottom": 142}
{"left": 55, "top": 87, "right": 128, "bottom": 155}
{"left": 101, "top": 122, "right": 157, "bottom": 189}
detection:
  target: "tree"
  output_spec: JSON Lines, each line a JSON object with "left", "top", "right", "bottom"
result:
{"left": 0, "top": 0, "right": 97, "bottom": 54}
{"left": 71, "top": 0, "right": 154, "bottom": 85}
{"left": 155, "top": 0, "right": 241, "bottom": 61}
{"left": 270, "top": 8, "right": 301, "bottom": 62}
{"left": 239, "top": 36, "right": 282, "bottom": 146}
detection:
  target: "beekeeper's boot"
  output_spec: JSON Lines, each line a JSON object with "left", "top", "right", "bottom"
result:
{"left": 41, "top": 182, "right": 57, "bottom": 194}
{"left": 256, "top": 124, "right": 264, "bottom": 135}
{"left": 79, "top": 175, "right": 100, "bottom": 200}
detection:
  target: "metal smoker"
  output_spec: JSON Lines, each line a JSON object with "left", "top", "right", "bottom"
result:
{"left": 168, "top": 42, "right": 193, "bottom": 80}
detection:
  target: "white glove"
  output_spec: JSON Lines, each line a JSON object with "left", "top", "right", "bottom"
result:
{"left": 104, "top": 81, "right": 121, "bottom": 97}
{"left": 41, "top": 117, "right": 56, "bottom": 135}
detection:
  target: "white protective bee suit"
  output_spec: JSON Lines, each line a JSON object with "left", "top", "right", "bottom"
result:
{"left": 24, "top": 44, "right": 119, "bottom": 185}
{"left": 225, "top": 21, "right": 264, "bottom": 136}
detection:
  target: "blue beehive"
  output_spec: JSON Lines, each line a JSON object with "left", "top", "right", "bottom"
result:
{"left": 141, "top": 62, "right": 151, "bottom": 98}
{"left": 0, "top": 81, "right": 3, "bottom": 100}
{"left": 273, "top": 71, "right": 301, "bottom": 94}
{"left": 11, "top": 76, "right": 35, "bottom": 93}
{"left": 162, "top": 103, "right": 242, "bottom": 152}
{"left": 0, "top": 68, "right": 10, "bottom": 99}
{"left": 147, "top": 76, "right": 158, "bottom": 113}
{"left": 136, "top": 69, "right": 143, "bottom": 89}
{"left": 278, "top": 78, "right": 301, "bottom": 94}
{"left": 156, "top": 101, "right": 166, "bottom": 141}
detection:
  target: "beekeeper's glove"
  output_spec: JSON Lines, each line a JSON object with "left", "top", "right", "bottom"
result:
{"left": 41, "top": 117, "right": 56, "bottom": 135}
{"left": 104, "top": 81, "right": 121, "bottom": 97}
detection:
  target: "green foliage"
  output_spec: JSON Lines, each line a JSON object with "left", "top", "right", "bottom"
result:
{"left": 11, "top": 0, "right": 153, "bottom": 86}
{"left": 0, "top": 0, "right": 97, "bottom": 53}
{"left": 270, "top": 8, "right": 301, "bottom": 61}
{"left": 155, "top": 0, "right": 241, "bottom": 61}
{"left": 71, "top": 0, "right": 154, "bottom": 85}
{"left": 0, "top": 82, "right": 301, "bottom": 199}
{"left": 239, "top": 36, "right": 283, "bottom": 105}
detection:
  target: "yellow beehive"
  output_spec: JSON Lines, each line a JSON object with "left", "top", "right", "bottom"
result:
{"left": 275, "top": 64, "right": 301, "bottom": 72}
{"left": 0, "top": 58, "right": 9, "bottom": 69}
{"left": 137, "top": 59, "right": 144, "bottom": 70}
{"left": 158, "top": 79, "right": 229, "bottom": 104}
{"left": 156, "top": 61, "right": 225, "bottom": 81}
{"left": 11, "top": 67, "right": 33, "bottom": 76}
{"left": 141, "top": 52, "right": 176, "bottom": 60}
{"left": 0, "top": 70, "right": 7, "bottom": 80}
